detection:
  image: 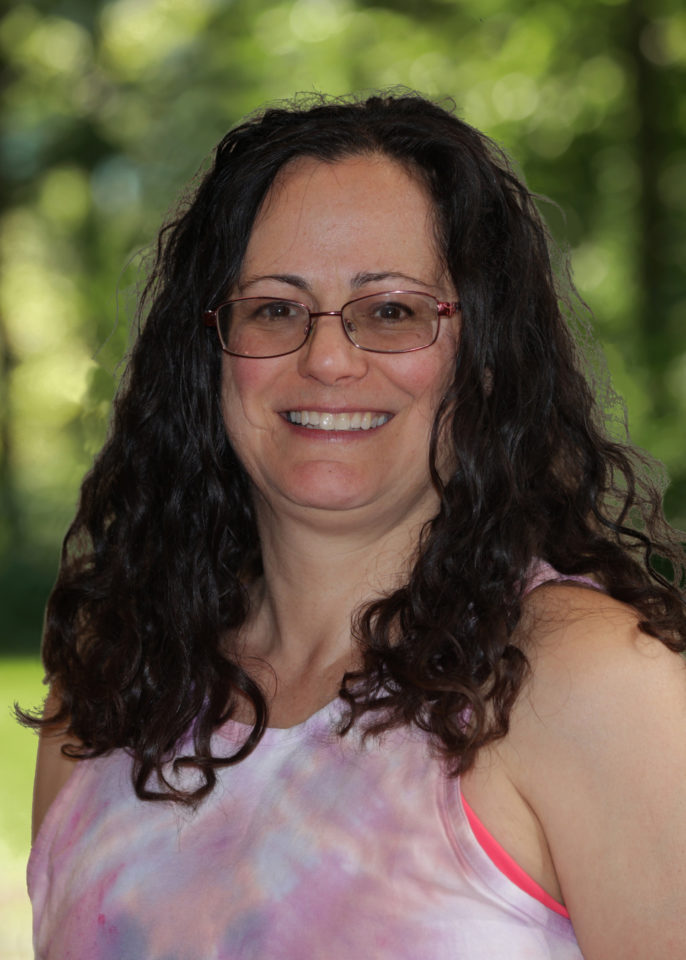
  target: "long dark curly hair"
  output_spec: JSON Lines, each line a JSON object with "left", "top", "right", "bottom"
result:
{"left": 21, "top": 92, "right": 686, "bottom": 804}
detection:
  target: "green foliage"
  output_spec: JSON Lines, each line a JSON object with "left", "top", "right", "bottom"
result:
{"left": 1, "top": 0, "right": 685, "bottom": 656}
{"left": 0, "top": 658, "right": 43, "bottom": 852}
{"left": 0, "top": 657, "right": 42, "bottom": 960}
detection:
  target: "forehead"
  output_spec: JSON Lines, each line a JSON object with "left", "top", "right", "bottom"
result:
{"left": 255, "top": 152, "right": 434, "bottom": 227}
{"left": 239, "top": 154, "right": 444, "bottom": 285}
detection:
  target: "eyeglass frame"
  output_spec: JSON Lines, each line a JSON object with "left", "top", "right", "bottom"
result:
{"left": 202, "top": 289, "right": 460, "bottom": 359}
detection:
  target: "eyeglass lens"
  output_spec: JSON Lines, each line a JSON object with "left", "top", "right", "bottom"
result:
{"left": 215, "top": 292, "right": 439, "bottom": 358}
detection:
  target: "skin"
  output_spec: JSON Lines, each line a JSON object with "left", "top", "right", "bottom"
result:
{"left": 32, "top": 153, "right": 686, "bottom": 958}
{"left": 221, "top": 154, "right": 460, "bottom": 696}
{"left": 221, "top": 154, "right": 458, "bottom": 523}
{"left": 465, "top": 585, "right": 686, "bottom": 959}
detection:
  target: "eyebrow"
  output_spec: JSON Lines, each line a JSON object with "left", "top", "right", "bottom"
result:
{"left": 239, "top": 271, "right": 435, "bottom": 294}
{"left": 239, "top": 274, "right": 312, "bottom": 294}
{"left": 351, "top": 271, "right": 433, "bottom": 289}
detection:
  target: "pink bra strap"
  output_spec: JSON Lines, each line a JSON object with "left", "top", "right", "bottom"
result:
{"left": 462, "top": 795, "right": 570, "bottom": 918}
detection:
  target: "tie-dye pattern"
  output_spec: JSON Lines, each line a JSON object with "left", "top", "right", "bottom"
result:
{"left": 29, "top": 701, "right": 583, "bottom": 959}
{"left": 30, "top": 564, "right": 593, "bottom": 958}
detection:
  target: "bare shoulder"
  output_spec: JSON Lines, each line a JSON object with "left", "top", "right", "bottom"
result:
{"left": 516, "top": 582, "right": 686, "bottom": 720}
{"left": 503, "top": 583, "right": 686, "bottom": 958}
{"left": 32, "top": 690, "right": 81, "bottom": 843}
{"left": 508, "top": 581, "right": 686, "bottom": 797}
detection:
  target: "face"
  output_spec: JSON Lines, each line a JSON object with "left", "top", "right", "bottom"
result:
{"left": 220, "top": 153, "right": 459, "bottom": 528}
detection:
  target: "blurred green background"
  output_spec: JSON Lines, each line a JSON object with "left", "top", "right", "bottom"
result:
{"left": 1, "top": 0, "right": 684, "bottom": 956}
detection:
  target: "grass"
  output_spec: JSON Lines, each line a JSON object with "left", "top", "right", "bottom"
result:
{"left": 1, "top": 657, "right": 46, "bottom": 960}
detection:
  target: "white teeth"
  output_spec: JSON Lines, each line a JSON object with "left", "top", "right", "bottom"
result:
{"left": 285, "top": 410, "right": 390, "bottom": 431}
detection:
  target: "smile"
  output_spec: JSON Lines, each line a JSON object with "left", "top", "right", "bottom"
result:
{"left": 284, "top": 411, "right": 392, "bottom": 431}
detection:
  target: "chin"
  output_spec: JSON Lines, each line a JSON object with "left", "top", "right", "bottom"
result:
{"left": 284, "top": 482, "right": 377, "bottom": 513}
{"left": 291, "top": 493, "right": 373, "bottom": 512}
{"left": 267, "top": 462, "right": 382, "bottom": 513}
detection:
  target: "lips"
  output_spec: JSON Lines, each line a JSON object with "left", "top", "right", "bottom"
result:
{"left": 284, "top": 410, "right": 392, "bottom": 431}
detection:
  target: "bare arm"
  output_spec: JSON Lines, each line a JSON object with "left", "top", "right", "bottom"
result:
{"left": 32, "top": 691, "right": 79, "bottom": 843}
{"left": 503, "top": 586, "right": 686, "bottom": 959}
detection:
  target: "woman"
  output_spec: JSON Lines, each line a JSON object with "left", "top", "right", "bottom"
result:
{"left": 25, "top": 93, "right": 686, "bottom": 958}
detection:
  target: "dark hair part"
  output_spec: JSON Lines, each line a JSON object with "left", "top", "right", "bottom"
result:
{"left": 21, "top": 92, "right": 686, "bottom": 804}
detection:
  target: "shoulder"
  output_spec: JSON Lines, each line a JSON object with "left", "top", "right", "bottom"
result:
{"left": 515, "top": 582, "right": 686, "bottom": 732}
{"left": 503, "top": 583, "right": 686, "bottom": 957}
{"left": 32, "top": 690, "right": 81, "bottom": 843}
{"left": 508, "top": 582, "right": 686, "bottom": 796}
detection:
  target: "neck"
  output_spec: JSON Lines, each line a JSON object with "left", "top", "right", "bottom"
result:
{"left": 240, "top": 491, "right": 437, "bottom": 678}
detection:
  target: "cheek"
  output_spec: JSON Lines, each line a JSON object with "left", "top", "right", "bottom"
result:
{"left": 392, "top": 347, "right": 456, "bottom": 418}
{"left": 430, "top": 336, "right": 458, "bottom": 410}
{"left": 401, "top": 345, "right": 456, "bottom": 470}
{"left": 220, "top": 362, "right": 279, "bottom": 476}
{"left": 220, "top": 356, "right": 272, "bottom": 436}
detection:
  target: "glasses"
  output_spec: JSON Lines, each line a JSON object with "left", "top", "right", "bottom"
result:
{"left": 203, "top": 290, "right": 459, "bottom": 359}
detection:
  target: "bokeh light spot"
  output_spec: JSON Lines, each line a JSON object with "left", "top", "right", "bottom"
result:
{"left": 24, "top": 16, "right": 92, "bottom": 75}
{"left": 91, "top": 157, "right": 142, "bottom": 214}
{"left": 492, "top": 73, "right": 540, "bottom": 121}
{"left": 289, "top": 0, "right": 351, "bottom": 43}
{"left": 39, "top": 167, "right": 91, "bottom": 226}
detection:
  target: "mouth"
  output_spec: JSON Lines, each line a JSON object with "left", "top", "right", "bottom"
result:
{"left": 283, "top": 410, "right": 392, "bottom": 431}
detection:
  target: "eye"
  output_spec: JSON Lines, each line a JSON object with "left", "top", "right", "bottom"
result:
{"left": 239, "top": 299, "right": 304, "bottom": 325}
{"left": 258, "top": 300, "right": 301, "bottom": 320}
{"left": 374, "top": 301, "right": 413, "bottom": 322}
{"left": 363, "top": 298, "right": 418, "bottom": 326}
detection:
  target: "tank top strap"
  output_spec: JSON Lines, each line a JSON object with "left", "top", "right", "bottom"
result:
{"left": 524, "top": 559, "right": 602, "bottom": 596}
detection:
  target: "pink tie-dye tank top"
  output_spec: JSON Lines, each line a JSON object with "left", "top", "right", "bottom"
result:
{"left": 29, "top": 564, "right": 591, "bottom": 959}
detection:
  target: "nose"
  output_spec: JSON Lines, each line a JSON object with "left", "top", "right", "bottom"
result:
{"left": 296, "top": 313, "right": 368, "bottom": 385}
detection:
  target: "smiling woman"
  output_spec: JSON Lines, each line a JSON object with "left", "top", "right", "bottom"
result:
{"left": 20, "top": 93, "right": 686, "bottom": 959}
{"left": 220, "top": 155, "right": 459, "bottom": 518}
